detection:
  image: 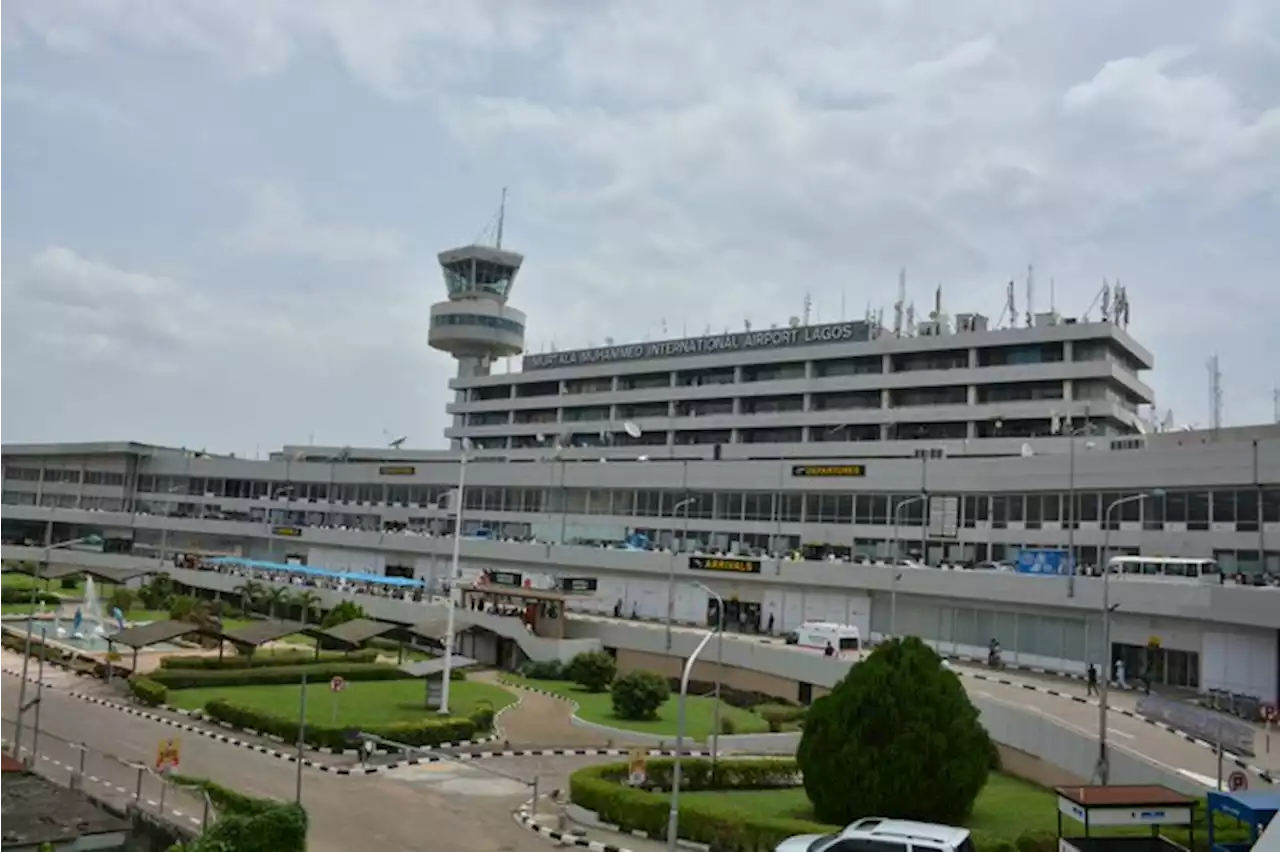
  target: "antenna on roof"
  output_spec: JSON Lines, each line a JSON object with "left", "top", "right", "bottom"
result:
{"left": 803, "top": 292, "right": 812, "bottom": 327}
{"left": 1207, "top": 354, "right": 1223, "bottom": 432}
{"left": 1050, "top": 277, "right": 1057, "bottom": 314}
{"left": 389, "top": 436, "right": 407, "bottom": 449}
{"left": 1024, "top": 264, "right": 1035, "bottom": 328}
{"left": 893, "top": 268, "right": 906, "bottom": 337}
{"left": 1274, "top": 386, "right": 1279, "bottom": 424}
{"left": 744, "top": 319, "right": 752, "bottom": 332}
{"left": 1101, "top": 279, "right": 1112, "bottom": 323}
{"left": 496, "top": 187, "right": 508, "bottom": 250}
{"left": 840, "top": 289, "right": 847, "bottom": 322}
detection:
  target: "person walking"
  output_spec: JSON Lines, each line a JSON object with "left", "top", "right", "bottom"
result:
{"left": 1114, "top": 658, "right": 1127, "bottom": 690}
{"left": 1086, "top": 663, "right": 1099, "bottom": 697}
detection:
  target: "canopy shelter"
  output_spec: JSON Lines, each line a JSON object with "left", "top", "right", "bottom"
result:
{"left": 314, "top": 618, "right": 401, "bottom": 649}
{"left": 2, "top": 561, "right": 155, "bottom": 585}
{"left": 1207, "top": 789, "right": 1280, "bottom": 852}
{"left": 399, "top": 655, "right": 480, "bottom": 711}
{"left": 221, "top": 618, "right": 314, "bottom": 655}
{"left": 203, "top": 556, "right": 424, "bottom": 588}
{"left": 1055, "top": 785, "right": 1198, "bottom": 852}
{"left": 459, "top": 583, "right": 570, "bottom": 639}
{"left": 106, "top": 619, "right": 225, "bottom": 672}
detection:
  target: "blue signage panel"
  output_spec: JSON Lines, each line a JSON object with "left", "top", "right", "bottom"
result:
{"left": 1015, "top": 549, "right": 1071, "bottom": 576}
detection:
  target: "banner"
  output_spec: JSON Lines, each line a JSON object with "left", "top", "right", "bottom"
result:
{"left": 1015, "top": 549, "right": 1070, "bottom": 576}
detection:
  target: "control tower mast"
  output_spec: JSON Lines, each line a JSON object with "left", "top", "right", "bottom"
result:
{"left": 429, "top": 192, "right": 527, "bottom": 364}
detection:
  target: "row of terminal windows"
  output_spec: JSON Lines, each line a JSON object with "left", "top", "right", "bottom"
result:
{"left": 3, "top": 467, "right": 127, "bottom": 486}
{"left": 473, "top": 341, "right": 1142, "bottom": 402}
{"left": 431, "top": 314, "right": 525, "bottom": 335}
{"left": 10, "top": 478, "right": 1279, "bottom": 530}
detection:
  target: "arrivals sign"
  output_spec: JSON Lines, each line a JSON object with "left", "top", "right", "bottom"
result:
{"left": 272, "top": 526, "right": 303, "bottom": 537}
{"left": 378, "top": 465, "right": 416, "bottom": 476}
{"left": 522, "top": 321, "right": 873, "bottom": 370}
{"left": 792, "top": 464, "right": 867, "bottom": 478}
{"left": 689, "top": 556, "right": 762, "bottom": 574}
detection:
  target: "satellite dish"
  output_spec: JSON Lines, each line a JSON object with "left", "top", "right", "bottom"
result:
{"left": 389, "top": 436, "right": 407, "bottom": 449}
{"left": 1020, "top": 443, "right": 1034, "bottom": 458}
{"left": 623, "top": 421, "right": 642, "bottom": 439}
{"left": 788, "top": 316, "right": 801, "bottom": 328}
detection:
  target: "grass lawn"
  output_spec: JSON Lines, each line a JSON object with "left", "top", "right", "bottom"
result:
{"left": 1, "top": 605, "right": 172, "bottom": 621}
{"left": 677, "top": 773, "right": 1058, "bottom": 835}
{"left": 2, "top": 572, "right": 91, "bottom": 599}
{"left": 165, "top": 678, "right": 516, "bottom": 727}
{"left": 505, "top": 676, "right": 769, "bottom": 739}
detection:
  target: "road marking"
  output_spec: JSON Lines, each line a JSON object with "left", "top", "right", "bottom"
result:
{"left": 147, "top": 799, "right": 158, "bottom": 807}
{"left": 172, "top": 810, "right": 184, "bottom": 817}
{"left": 89, "top": 775, "right": 99, "bottom": 782}
{"left": 1107, "top": 728, "right": 1135, "bottom": 740}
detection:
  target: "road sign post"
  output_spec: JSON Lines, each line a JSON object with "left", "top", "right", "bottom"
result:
{"left": 154, "top": 738, "right": 181, "bottom": 774}
{"left": 1228, "top": 770, "right": 1248, "bottom": 793}
{"left": 329, "top": 676, "right": 345, "bottom": 726}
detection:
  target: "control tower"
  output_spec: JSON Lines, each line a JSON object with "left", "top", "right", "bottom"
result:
{"left": 427, "top": 195, "right": 528, "bottom": 383}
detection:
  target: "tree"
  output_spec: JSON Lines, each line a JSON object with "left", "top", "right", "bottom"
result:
{"left": 320, "top": 600, "right": 365, "bottom": 629}
{"left": 567, "top": 650, "right": 617, "bottom": 692}
{"left": 796, "top": 636, "right": 995, "bottom": 826}
{"left": 290, "top": 590, "right": 321, "bottom": 624}
{"left": 263, "top": 586, "right": 290, "bottom": 619}
{"left": 108, "top": 587, "right": 135, "bottom": 615}
{"left": 611, "top": 670, "right": 670, "bottom": 720}
{"left": 137, "top": 574, "right": 174, "bottom": 610}
{"left": 234, "top": 580, "right": 265, "bottom": 613}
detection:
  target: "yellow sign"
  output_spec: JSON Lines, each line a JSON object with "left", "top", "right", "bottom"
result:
{"left": 271, "top": 526, "right": 303, "bottom": 537}
{"left": 1147, "top": 636, "right": 1162, "bottom": 649}
{"left": 155, "top": 738, "right": 181, "bottom": 772}
{"left": 627, "top": 747, "right": 647, "bottom": 786}
{"left": 791, "top": 464, "right": 866, "bottom": 478}
{"left": 378, "top": 465, "right": 416, "bottom": 476}
{"left": 105, "top": 651, "right": 122, "bottom": 662}
{"left": 689, "top": 556, "right": 761, "bottom": 574}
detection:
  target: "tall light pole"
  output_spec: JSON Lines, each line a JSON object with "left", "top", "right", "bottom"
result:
{"left": 12, "top": 534, "right": 101, "bottom": 757}
{"left": 666, "top": 483, "right": 695, "bottom": 651}
{"left": 666, "top": 627, "right": 717, "bottom": 852}
{"left": 690, "top": 581, "right": 724, "bottom": 777}
{"left": 889, "top": 495, "right": 925, "bottom": 637}
{"left": 1064, "top": 412, "right": 1095, "bottom": 599}
{"left": 439, "top": 438, "right": 472, "bottom": 716}
{"left": 1095, "top": 489, "right": 1160, "bottom": 785}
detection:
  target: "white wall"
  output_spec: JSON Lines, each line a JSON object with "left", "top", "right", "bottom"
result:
{"left": 760, "top": 588, "right": 872, "bottom": 637}
{"left": 306, "top": 545, "right": 386, "bottom": 575}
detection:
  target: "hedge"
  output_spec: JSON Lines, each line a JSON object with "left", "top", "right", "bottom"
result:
{"left": 148, "top": 661, "right": 416, "bottom": 690}
{"left": 129, "top": 676, "right": 169, "bottom": 706}
{"left": 0, "top": 587, "right": 62, "bottom": 605}
{"left": 170, "top": 774, "right": 277, "bottom": 816}
{"left": 159, "top": 648, "right": 379, "bottom": 670}
{"left": 569, "top": 759, "right": 1243, "bottom": 852}
{"left": 167, "top": 775, "right": 306, "bottom": 852}
{"left": 203, "top": 698, "right": 489, "bottom": 752}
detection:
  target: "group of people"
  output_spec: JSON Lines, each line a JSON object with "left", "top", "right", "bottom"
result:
{"left": 1085, "top": 657, "right": 1154, "bottom": 696}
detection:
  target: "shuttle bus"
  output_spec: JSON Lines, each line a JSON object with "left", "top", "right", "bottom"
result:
{"left": 1106, "top": 556, "right": 1221, "bottom": 583}
{"left": 789, "top": 621, "right": 862, "bottom": 656}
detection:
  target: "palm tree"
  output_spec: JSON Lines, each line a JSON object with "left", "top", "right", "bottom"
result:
{"left": 290, "top": 590, "right": 321, "bottom": 625}
{"left": 263, "top": 586, "right": 290, "bottom": 619}
{"left": 233, "top": 580, "right": 265, "bottom": 614}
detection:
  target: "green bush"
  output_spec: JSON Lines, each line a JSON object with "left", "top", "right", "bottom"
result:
{"left": 167, "top": 776, "right": 307, "bottom": 852}
{"left": 519, "top": 659, "right": 565, "bottom": 680}
{"left": 108, "top": 587, "right": 134, "bottom": 615}
{"left": 719, "top": 716, "right": 737, "bottom": 735}
{"left": 0, "top": 587, "right": 61, "bottom": 605}
{"left": 149, "top": 661, "right": 415, "bottom": 690}
{"left": 468, "top": 700, "right": 496, "bottom": 732}
{"left": 203, "top": 699, "right": 479, "bottom": 752}
{"left": 170, "top": 774, "right": 276, "bottom": 816}
{"left": 567, "top": 650, "right": 617, "bottom": 692}
{"left": 757, "top": 705, "right": 806, "bottom": 733}
{"left": 798, "top": 636, "right": 994, "bottom": 826}
{"left": 159, "top": 649, "right": 378, "bottom": 670}
{"left": 60, "top": 575, "right": 81, "bottom": 590}
{"left": 611, "top": 670, "right": 670, "bottom": 720}
{"left": 128, "top": 676, "right": 169, "bottom": 706}
{"left": 320, "top": 600, "right": 365, "bottom": 628}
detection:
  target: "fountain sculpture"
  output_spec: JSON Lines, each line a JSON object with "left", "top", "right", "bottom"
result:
{"left": 72, "top": 577, "right": 109, "bottom": 640}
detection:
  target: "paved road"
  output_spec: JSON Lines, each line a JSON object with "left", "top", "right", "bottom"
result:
{"left": 0, "top": 668, "right": 572, "bottom": 852}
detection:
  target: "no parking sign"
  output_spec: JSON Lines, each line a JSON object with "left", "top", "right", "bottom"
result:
{"left": 1227, "top": 771, "right": 1248, "bottom": 792}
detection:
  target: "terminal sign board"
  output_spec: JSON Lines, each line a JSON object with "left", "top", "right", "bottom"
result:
{"left": 689, "top": 556, "right": 762, "bottom": 574}
{"left": 791, "top": 464, "right": 867, "bottom": 478}
{"left": 486, "top": 570, "right": 523, "bottom": 587}
{"left": 272, "top": 526, "right": 303, "bottom": 538}
{"left": 378, "top": 465, "right": 416, "bottom": 476}
{"left": 1015, "top": 548, "right": 1071, "bottom": 576}
{"left": 558, "top": 577, "right": 599, "bottom": 593}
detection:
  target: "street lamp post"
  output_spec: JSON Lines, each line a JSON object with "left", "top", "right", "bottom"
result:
{"left": 1095, "top": 490, "right": 1161, "bottom": 785}
{"left": 1064, "top": 417, "right": 1095, "bottom": 599}
{"left": 12, "top": 534, "right": 101, "bottom": 757}
{"left": 666, "top": 483, "right": 695, "bottom": 652}
{"left": 690, "top": 581, "right": 725, "bottom": 778}
{"left": 666, "top": 627, "right": 717, "bottom": 852}
{"left": 439, "top": 438, "right": 472, "bottom": 716}
{"left": 889, "top": 495, "right": 925, "bottom": 637}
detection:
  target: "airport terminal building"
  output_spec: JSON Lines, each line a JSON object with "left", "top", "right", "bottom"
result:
{"left": 3, "top": 243, "right": 1278, "bottom": 704}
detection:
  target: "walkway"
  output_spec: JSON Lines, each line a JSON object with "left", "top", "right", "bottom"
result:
{"left": 477, "top": 671, "right": 608, "bottom": 747}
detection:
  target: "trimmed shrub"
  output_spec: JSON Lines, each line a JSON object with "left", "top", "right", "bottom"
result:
{"left": 611, "top": 670, "right": 670, "bottom": 720}
{"left": 129, "top": 676, "right": 169, "bottom": 707}
{"left": 167, "top": 775, "right": 306, "bottom": 852}
{"left": 0, "top": 587, "right": 61, "bottom": 605}
{"left": 159, "top": 649, "right": 379, "bottom": 670}
{"left": 170, "top": 774, "right": 276, "bottom": 816}
{"left": 798, "top": 636, "right": 994, "bottom": 826}
{"left": 567, "top": 650, "right": 617, "bottom": 692}
{"left": 148, "top": 661, "right": 415, "bottom": 690}
{"left": 519, "top": 659, "right": 565, "bottom": 680}
{"left": 468, "top": 700, "right": 496, "bottom": 732}
{"left": 203, "top": 699, "right": 479, "bottom": 752}
{"left": 756, "top": 705, "right": 806, "bottom": 732}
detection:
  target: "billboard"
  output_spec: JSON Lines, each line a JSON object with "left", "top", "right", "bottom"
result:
{"left": 1015, "top": 548, "right": 1071, "bottom": 576}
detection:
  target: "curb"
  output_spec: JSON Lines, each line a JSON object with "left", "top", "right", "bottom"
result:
{"left": 953, "top": 668, "right": 1276, "bottom": 785}
{"left": 514, "top": 801, "right": 630, "bottom": 852}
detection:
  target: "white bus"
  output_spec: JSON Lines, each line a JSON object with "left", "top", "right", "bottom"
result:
{"left": 789, "top": 622, "right": 862, "bottom": 656}
{"left": 1106, "top": 556, "right": 1221, "bottom": 583}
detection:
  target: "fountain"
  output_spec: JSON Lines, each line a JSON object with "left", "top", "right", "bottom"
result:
{"left": 73, "top": 577, "right": 109, "bottom": 640}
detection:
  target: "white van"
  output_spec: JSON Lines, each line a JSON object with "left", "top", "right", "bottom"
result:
{"left": 789, "top": 621, "right": 861, "bottom": 655}
{"left": 775, "top": 817, "right": 974, "bottom": 852}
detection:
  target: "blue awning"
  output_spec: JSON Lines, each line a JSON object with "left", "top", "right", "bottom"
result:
{"left": 203, "top": 556, "right": 423, "bottom": 587}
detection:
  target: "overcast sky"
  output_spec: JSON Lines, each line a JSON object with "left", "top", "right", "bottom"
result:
{"left": 3, "top": 0, "right": 1278, "bottom": 455}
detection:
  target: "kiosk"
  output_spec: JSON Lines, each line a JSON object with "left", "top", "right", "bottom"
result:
{"left": 1055, "top": 785, "right": 1198, "bottom": 852}
{"left": 1206, "top": 790, "right": 1280, "bottom": 852}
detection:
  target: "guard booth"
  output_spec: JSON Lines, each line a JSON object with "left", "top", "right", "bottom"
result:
{"left": 1206, "top": 790, "right": 1280, "bottom": 852}
{"left": 458, "top": 583, "right": 574, "bottom": 639}
{"left": 1055, "top": 785, "right": 1198, "bottom": 852}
